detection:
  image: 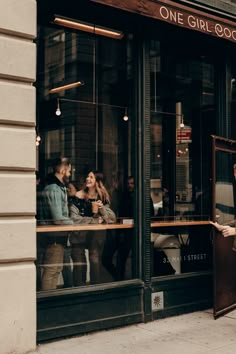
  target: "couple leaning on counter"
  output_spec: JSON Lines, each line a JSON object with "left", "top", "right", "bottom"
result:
{"left": 37, "top": 157, "right": 132, "bottom": 291}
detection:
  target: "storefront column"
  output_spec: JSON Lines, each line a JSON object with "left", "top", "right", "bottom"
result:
{"left": 135, "top": 38, "right": 153, "bottom": 322}
{"left": 0, "top": 0, "right": 37, "bottom": 353}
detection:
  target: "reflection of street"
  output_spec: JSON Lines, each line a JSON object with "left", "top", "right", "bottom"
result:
{"left": 175, "top": 203, "right": 195, "bottom": 219}
{"left": 215, "top": 181, "right": 235, "bottom": 224}
{"left": 153, "top": 200, "right": 163, "bottom": 215}
{"left": 151, "top": 233, "right": 181, "bottom": 274}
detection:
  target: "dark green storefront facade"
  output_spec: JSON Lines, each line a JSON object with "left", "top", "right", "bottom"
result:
{"left": 36, "top": 0, "right": 236, "bottom": 341}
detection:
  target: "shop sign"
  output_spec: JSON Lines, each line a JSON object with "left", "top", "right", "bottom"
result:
{"left": 151, "top": 1, "right": 236, "bottom": 43}
{"left": 176, "top": 127, "right": 192, "bottom": 143}
{"left": 91, "top": 0, "right": 236, "bottom": 43}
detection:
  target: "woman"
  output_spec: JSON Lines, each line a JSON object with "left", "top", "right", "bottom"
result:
{"left": 69, "top": 171, "right": 116, "bottom": 285}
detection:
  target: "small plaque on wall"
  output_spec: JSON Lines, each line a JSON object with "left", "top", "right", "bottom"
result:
{"left": 152, "top": 291, "right": 164, "bottom": 311}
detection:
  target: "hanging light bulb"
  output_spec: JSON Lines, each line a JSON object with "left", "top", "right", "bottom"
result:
{"left": 35, "top": 128, "right": 41, "bottom": 146}
{"left": 123, "top": 107, "right": 128, "bottom": 121}
{"left": 36, "top": 135, "right": 41, "bottom": 146}
{"left": 180, "top": 114, "right": 185, "bottom": 128}
{"left": 55, "top": 98, "right": 61, "bottom": 116}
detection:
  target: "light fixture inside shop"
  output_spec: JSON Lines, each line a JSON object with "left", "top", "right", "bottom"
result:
{"left": 123, "top": 107, "right": 128, "bottom": 121}
{"left": 55, "top": 98, "right": 61, "bottom": 116}
{"left": 49, "top": 81, "right": 84, "bottom": 94}
{"left": 53, "top": 15, "right": 124, "bottom": 39}
{"left": 36, "top": 130, "right": 41, "bottom": 146}
{"left": 36, "top": 136, "right": 41, "bottom": 146}
{"left": 180, "top": 114, "right": 185, "bottom": 128}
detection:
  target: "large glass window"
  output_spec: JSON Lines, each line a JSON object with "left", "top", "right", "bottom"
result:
{"left": 150, "top": 39, "right": 215, "bottom": 276}
{"left": 231, "top": 60, "right": 236, "bottom": 139}
{"left": 36, "top": 26, "right": 135, "bottom": 291}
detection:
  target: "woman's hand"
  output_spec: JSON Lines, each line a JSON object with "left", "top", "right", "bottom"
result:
{"left": 92, "top": 200, "right": 103, "bottom": 215}
{"left": 210, "top": 221, "right": 224, "bottom": 231}
{"left": 98, "top": 216, "right": 104, "bottom": 224}
{"left": 221, "top": 226, "right": 236, "bottom": 237}
{"left": 96, "top": 200, "right": 103, "bottom": 209}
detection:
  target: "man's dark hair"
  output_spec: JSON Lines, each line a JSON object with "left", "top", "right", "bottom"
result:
{"left": 52, "top": 157, "right": 71, "bottom": 173}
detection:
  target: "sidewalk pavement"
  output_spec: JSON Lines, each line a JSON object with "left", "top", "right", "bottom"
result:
{"left": 29, "top": 309, "right": 236, "bottom": 354}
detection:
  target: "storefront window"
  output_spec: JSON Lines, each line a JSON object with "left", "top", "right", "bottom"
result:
{"left": 231, "top": 62, "right": 236, "bottom": 139}
{"left": 150, "top": 39, "right": 214, "bottom": 276}
{"left": 36, "top": 26, "right": 135, "bottom": 291}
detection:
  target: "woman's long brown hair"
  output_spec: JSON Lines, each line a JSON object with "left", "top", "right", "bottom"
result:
{"left": 84, "top": 170, "right": 110, "bottom": 204}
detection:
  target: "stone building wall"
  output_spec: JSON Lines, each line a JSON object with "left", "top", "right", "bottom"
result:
{"left": 0, "top": 0, "right": 37, "bottom": 353}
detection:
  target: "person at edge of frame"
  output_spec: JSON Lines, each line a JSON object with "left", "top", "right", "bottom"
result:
{"left": 211, "top": 163, "right": 236, "bottom": 250}
{"left": 211, "top": 221, "right": 236, "bottom": 251}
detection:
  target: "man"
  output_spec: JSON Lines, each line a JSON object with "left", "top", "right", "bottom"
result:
{"left": 40, "top": 157, "right": 73, "bottom": 291}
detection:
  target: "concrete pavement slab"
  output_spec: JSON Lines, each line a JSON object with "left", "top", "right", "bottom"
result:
{"left": 29, "top": 310, "right": 236, "bottom": 354}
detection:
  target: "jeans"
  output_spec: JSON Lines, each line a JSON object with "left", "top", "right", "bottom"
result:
{"left": 71, "top": 230, "right": 106, "bottom": 286}
{"left": 71, "top": 244, "right": 87, "bottom": 286}
{"left": 89, "top": 230, "right": 106, "bottom": 284}
{"left": 41, "top": 243, "right": 64, "bottom": 290}
{"left": 102, "top": 230, "right": 120, "bottom": 281}
{"left": 102, "top": 230, "right": 132, "bottom": 281}
{"left": 62, "top": 246, "right": 73, "bottom": 288}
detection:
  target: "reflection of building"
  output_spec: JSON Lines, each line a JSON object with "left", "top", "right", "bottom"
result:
{"left": 1, "top": 0, "right": 236, "bottom": 353}
{"left": 216, "top": 182, "right": 235, "bottom": 223}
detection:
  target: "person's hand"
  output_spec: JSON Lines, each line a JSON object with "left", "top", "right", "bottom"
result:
{"left": 98, "top": 216, "right": 103, "bottom": 224}
{"left": 221, "top": 226, "right": 236, "bottom": 237}
{"left": 96, "top": 200, "right": 103, "bottom": 209}
{"left": 210, "top": 221, "right": 224, "bottom": 231}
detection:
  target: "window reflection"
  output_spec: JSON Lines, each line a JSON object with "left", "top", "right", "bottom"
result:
{"left": 231, "top": 68, "right": 236, "bottom": 140}
{"left": 150, "top": 39, "right": 215, "bottom": 221}
{"left": 36, "top": 27, "right": 135, "bottom": 291}
{"left": 150, "top": 39, "right": 214, "bottom": 276}
{"left": 215, "top": 151, "right": 236, "bottom": 225}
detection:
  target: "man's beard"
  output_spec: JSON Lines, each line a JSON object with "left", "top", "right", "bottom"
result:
{"left": 63, "top": 175, "right": 70, "bottom": 185}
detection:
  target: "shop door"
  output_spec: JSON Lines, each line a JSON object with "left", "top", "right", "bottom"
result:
{"left": 212, "top": 135, "right": 236, "bottom": 318}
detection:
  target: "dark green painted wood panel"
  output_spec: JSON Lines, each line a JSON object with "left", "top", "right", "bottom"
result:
{"left": 37, "top": 280, "right": 144, "bottom": 342}
{"left": 151, "top": 272, "right": 212, "bottom": 319}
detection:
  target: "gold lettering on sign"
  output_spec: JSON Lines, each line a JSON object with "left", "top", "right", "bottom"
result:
{"left": 160, "top": 6, "right": 169, "bottom": 20}
{"left": 187, "top": 15, "right": 212, "bottom": 33}
{"left": 91, "top": 1, "right": 236, "bottom": 43}
{"left": 158, "top": 5, "right": 236, "bottom": 42}
{"left": 160, "top": 6, "right": 184, "bottom": 26}
{"left": 214, "top": 23, "right": 236, "bottom": 40}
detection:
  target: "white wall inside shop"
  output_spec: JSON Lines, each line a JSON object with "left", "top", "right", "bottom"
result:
{"left": 0, "top": 0, "right": 37, "bottom": 353}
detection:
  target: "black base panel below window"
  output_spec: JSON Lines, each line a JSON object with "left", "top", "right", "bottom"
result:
{"left": 37, "top": 280, "right": 144, "bottom": 342}
{"left": 151, "top": 272, "right": 212, "bottom": 319}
